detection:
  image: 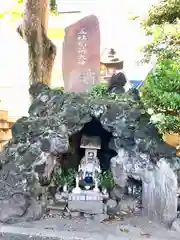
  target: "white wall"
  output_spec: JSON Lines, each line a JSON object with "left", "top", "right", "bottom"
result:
{"left": 0, "top": 18, "right": 29, "bottom": 118}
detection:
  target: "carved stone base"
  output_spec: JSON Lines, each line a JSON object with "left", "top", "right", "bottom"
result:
{"left": 68, "top": 200, "right": 104, "bottom": 214}
{"left": 68, "top": 190, "right": 104, "bottom": 201}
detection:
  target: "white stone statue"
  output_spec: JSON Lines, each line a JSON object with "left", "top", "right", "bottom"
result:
{"left": 78, "top": 150, "right": 101, "bottom": 190}
{"left": 72, "top": 135, "right": 102, "bottom": 193}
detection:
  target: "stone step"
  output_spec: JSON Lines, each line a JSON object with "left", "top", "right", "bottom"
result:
{"left": 0, "top": 121, "right": 13, "bottom": 130}
{"left": 0, "top": 141, "right": 8, "bottom": 152}
{"left": 0, "top": 114, "right": 13, "bottom": 152}
{"left": 47, "top": 202, "right": 67, "bottom": 211}
{"left": 0, "top": 129, "right": 12, "bottom": 141}
{"left": 0, "top": 110, "right": 8, "bottom": 121}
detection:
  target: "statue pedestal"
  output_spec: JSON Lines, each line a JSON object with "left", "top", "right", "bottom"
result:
{"left": 69, "top": 190, "right": 103, "bottom": 201}
{"left": 68, "top": 190, "right": 104, "bottom": 214}
{"left": 68, "top": 193, "right": 104, "bottom": 214}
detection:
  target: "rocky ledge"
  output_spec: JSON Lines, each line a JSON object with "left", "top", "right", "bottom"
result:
{"left": 0, "top": 81, "right": 179, "bottom": 225}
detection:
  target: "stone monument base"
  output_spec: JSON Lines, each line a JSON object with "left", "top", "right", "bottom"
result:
{"left": 68, "top": 190, "right": 103, "bottom": 201}
{"left": 68, "top": 200, "right": 104, "bottom": 214}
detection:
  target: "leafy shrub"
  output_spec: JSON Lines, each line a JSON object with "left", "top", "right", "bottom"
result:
{"left": 140, "top": 59, "right": 180, "bottom": 133}
{"left": 88, "top": 83, "right": 121, "bottom": 101}
{"left": 53, "top": 168, "right": 76, "bottom": 187}
{"left": 97, "top": 170, "right": 115, "bottom": 189}
{"left": 88, "top": 83, "right": 109, "bottom": 97}
{"left": 140, "top": 0, "right": 180, "bottom": 62}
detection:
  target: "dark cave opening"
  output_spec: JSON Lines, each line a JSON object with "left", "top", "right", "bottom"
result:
{"left": 61, "top": 118, "right": 117, "bottom": 172}
{"left": 50, "top": 120, "right": 143, "bottom": 203}
{"left": 79, "top": 118, "right": 117, "bottom": 171}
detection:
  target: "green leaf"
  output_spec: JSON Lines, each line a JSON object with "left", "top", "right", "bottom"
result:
{"left": 140, "top": 0, "right": 180, "bottom": 61}
{"left": 141, "top": 59, "right": 180, "bottom": 133}
{"left": 0, "top": 0, "right": 23, "bottom": 21}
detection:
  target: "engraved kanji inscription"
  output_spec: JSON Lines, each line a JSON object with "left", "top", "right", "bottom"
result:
{"left": 76, "top": 28, "right": 88, "bottom": 65}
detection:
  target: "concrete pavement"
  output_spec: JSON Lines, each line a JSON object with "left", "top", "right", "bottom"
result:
{"left": 0, "top": 216, "right": 179, "bottom": 240}
{"left": 0, "top": 225, "right": 165, "bottom": 240}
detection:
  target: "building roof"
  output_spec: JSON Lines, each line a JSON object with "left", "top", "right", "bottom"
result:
{"left": 100, "top": 48, "right": 123, "bottom": 64}
{"left": 80, "top": 135, "right": 101, "bottom": 149}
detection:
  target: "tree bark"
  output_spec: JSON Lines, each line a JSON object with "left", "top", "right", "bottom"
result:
{"left": 17, "top": 0, "right": 56, "bottom": 86}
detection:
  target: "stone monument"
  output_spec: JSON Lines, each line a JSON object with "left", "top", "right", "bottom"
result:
{"left": 62, "top": 15, "right": 100, "bottom": 92}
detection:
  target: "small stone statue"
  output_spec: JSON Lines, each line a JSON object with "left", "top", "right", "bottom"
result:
{"left": 79, "top": 152, "right": 101, "bottom": 190}
{"left": 71, "top": 135, "right": 101, "bottom": 192}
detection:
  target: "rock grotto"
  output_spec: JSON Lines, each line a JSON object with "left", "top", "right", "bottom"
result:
{"left": 0, "top": 76, "right": 180, "bottom": 225}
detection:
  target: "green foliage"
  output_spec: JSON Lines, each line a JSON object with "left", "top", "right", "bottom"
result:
{"left": 128, "top": 15, "right": 140, "bottom": 21}
{"left": 53, "top": 168, "right": 76, "bottom": 187}
{"left": 88, "top": 83, "right": 143, "bottom": 111}
{"left": 142, "top": 0, "right": 180, "bottom": 26}
{"left": 97, "top": 170, "right": 115, "bottom": 189}
{"left": 0, "top": 0, "right": 59, "bottom": 22}
{"left": 49, "top": 0, "right": 60, "bottom": 15}
{"left": 152, "top": 114, "right": 180, "bottom": 133}
{"left": 88, "top": 83, "right": 109, "bottom": 97}
{"left": 53, "top": 168, "right": 115, "bottom": 190}
{"left": 140, "top": 0, "right": 180, "bottom": 61}
{"left": 141, "top": 59, "right": 180, "bottom": 133}
{"left": 88, "top": 83, "right": 121, "bottom": 101}
{"left": 140, "top": 0, "right": 180, "bottom": 133}
{"left": 52, "top": 86, "right": 64, "bottom": 91}
{"left": 141, "top": 22, "right": 180, "bottom": 61}
{"left": 0, "top": 0, "right": 23, "bottom": 22}
{"left": 120, "top": 228, "right": 130, "bottom": 233}
{"left": 0, "top": 12, "right": 6, "bottom": 19}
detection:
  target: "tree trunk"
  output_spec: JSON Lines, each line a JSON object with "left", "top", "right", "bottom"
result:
{"left": 17, "top": 0, "right": 56, "bottom": 86}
